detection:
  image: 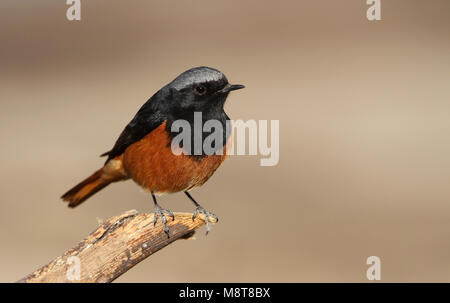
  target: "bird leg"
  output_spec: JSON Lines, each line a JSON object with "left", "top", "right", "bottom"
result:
{"left": 152, "top": 193, "right": 174, "bottom": 237}
{"left": 184, "top": 191, "right": 218, "bottom": 235}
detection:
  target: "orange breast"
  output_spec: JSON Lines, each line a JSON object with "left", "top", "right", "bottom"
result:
{"left": 122, "top": 121, "right": 229, "bottom": 194}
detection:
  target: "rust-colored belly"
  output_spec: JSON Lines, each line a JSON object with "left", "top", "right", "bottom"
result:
{"left": 122, "top": 121, "right": 228, "bottom": 194}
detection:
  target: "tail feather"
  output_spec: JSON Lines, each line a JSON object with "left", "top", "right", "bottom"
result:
{"left": 61, "top": 168, "right": 111, "bottom": 208}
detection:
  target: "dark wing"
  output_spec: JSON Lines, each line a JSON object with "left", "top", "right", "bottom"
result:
{"left": 101, "top": 96, "right": 166, "bottom": 163}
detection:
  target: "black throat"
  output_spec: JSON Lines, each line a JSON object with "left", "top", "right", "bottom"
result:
{"left": 165, "top": 107, "right": 230, "bottom": 160}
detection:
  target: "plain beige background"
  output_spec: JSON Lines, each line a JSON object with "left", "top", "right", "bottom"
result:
{"left": 1, "top": 0, "right": 450, "bottom": 282}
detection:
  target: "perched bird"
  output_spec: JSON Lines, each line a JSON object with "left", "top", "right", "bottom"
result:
{"left": 61, "top": 67, "right": 244, "bottom": 235}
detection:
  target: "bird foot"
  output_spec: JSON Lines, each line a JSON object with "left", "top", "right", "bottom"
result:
{"left": 153, "top": 205, "right": 175, "bottom": 237}
{"left": 192, "top": 206, "right": 218, "bottom": 235}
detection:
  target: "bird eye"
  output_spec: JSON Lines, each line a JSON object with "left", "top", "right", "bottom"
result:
{"left": 194, "top": 85, "right": 207, "bottom": 95}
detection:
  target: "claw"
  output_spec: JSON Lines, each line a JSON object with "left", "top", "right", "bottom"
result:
{"left": 184, "top": 192, "right": 218, "bottom": 235}
{"left": 153, "top": 205, "right": 175, "bottom": 238}
{"left": 167, "top": 209, "right": 175, "bottom": 221}
{"left": 192, "top": 208, "right": 199, "bottom": 221}
{"left": 192, "top": 206, "right": 218, "bottom": 235}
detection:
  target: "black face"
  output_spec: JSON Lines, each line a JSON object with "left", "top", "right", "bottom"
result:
{"left": 177, "top": 79, "right": 228, "bottom": 112}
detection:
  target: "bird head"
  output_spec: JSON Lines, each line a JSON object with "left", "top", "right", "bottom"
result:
{"left": 164, "top": 66, "right": 245, "bottom": 114}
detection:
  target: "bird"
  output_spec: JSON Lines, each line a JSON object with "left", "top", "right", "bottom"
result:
{"left": 61, "top": 66, "right": 245, "bottom": 236}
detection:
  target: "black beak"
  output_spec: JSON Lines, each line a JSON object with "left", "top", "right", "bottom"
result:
{"left": 219, "top": 83, "right": 245, "bottom": 94}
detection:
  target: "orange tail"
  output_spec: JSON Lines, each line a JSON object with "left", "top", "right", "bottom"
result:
{"left": 61, "top": 168, "right": 112, "bottom": 208}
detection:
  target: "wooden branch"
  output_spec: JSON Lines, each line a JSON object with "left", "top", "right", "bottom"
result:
{"left": 18, "top": 210, "right": 215, "bottom": 283}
